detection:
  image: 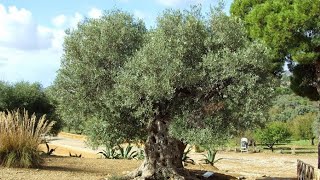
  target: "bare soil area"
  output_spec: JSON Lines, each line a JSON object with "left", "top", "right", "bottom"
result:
{"left": 0, "top": 152, "right": 315, "bottom": 180}
{"left": 0, "top": 133, "right": 316, "bottom": 180}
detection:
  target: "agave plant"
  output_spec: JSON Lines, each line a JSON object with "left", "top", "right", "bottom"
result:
{"left": 136, "top": 149, "right": 145, "bottom": 160}
{"left": 182, "top": 147, "right": 194, "bottom": 164}
{"left": 98, "top": 147, "right": 120, "bottom": 159}
{"left": 201, "top": 149, "right": 222, "bottom": 166}
{"left": 118, "top": 144, "right": 138, "bottom": 160}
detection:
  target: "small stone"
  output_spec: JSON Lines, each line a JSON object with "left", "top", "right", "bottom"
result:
{"left": 238, "top": 176, "right": 246, "bottom": 180}
{"left": 203, "top": 172, "right": 214, "bottom": 178}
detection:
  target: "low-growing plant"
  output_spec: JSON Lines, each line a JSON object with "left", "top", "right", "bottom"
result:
{"left": 98, "top": 147, "right": 120, "bottom": 159}
{"left": 182, "top": 147, "right": 194, "bottom": 164}
{"left": 118, "top": 144, "right": 137, "bottom": 160}
{"left": 136, "top": 149, "right": 145, "bottom": 160}
{"left": 45, "top": 142, "right": 56, "bottom": 155}
{"left": 99, "top": 144, "right": 139, "bottom": 160}
{"left": 201, "top": 149, "right": 222, "bottom": 166}
{"left": 0, "top": 110, "right": 55, "bottom": 168}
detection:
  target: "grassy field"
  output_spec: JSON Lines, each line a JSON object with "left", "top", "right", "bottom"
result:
{"left": 219, "top": 138, "right": 318, "bottom": 155}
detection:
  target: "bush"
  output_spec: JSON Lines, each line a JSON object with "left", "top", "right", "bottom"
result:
{"left": 98, "top": 144, "right": 138, "bottom": 160}
{"left": 0, "top": 110, "right": 54, "bottom": 168}
{"left": 0, "top": 81, "right": 62, "bottom": 135}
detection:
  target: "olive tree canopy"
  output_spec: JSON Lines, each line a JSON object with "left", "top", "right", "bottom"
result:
{"left": 54, "top": 8, "right": 275, "bottom": 179}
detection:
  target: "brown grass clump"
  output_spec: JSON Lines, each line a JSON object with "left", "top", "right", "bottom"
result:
{"left": 0, "top": 109, "right": 54, "bottom": 168}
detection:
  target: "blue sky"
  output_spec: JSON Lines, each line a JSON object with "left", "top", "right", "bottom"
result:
{"left": 0, "top": 0, "right": 233, "bottom": 87}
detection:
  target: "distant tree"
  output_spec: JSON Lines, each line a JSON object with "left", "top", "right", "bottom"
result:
{"left": 269, "top": 93, "right": 317, "bottom": 123}
{"left": 0, "top": 81, "right": 10, "bottom": 111}
{"left": 54, "top": 9, "right": 275, "bottom": 179}
{"left": 255, "top": 121, "right": 291, "bottom": 152}
{"left": 0, "top": 81, "right": 61, "bottom": 134}
{"left": 290, "top": 113, "right": 316, "bottom": 145}
{"left": 231, "top": 0, "right": 320, "bottom": 98}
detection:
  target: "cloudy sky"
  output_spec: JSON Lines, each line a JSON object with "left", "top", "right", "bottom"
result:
{"left": 0, "top": 0, "right": 233, "bottom": 87}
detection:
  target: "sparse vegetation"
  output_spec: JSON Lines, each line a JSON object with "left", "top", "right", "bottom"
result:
{"left": 117, "top": 144, "right": 137, "bottom": 160}
{"left": 0, "top": 110, "right": 54, "bottom": 168}
{"left": 98, "top": 147, "right": 120, "bottom": 159}
{"left": 182, "top": 147, "right": 194, "bottom": 165}
{"left": 201, "top": 149, "right": 222, "bottom": 166}
{"left": 98, "top": 144, "right": 138, "bottom": 160}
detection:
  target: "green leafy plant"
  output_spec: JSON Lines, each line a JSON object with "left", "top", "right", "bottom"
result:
{"left": 98, "top": 147, "right": 120, "bottom": 159}
{"left": 182, "top": 147, "right": 194, "bottom": 164}
{"left": 201, "top": 149, "right": 222, "bottom": 166}
{"left": 118, "top": 144, "right": 138, "bottom": 160}
{"left": 98, "top": 144, "right": 138, "bottom": 160}
{"left": 136, "top": 149, "right": 145, "bottom": 160}
{"left": 0, "top": 110, "right": 55, "bottom": 168}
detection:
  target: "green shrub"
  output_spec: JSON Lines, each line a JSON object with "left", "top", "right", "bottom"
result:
{"left": 117, "top": 144, "right": 137, "bottom": 160}
{"left": 98, "top": 144, "right": 138, "bottom": 160}
{"left": 98, "top": 147, "right": 120, "bottom": 159}
{"left": 182, "top": 147, "right": 194, "bottom": 164}
{"left": 201, "top": 149, "right": 222, "bottom": 166}
{"left": 0, "top": 110, "right": 54, "bottom": 168}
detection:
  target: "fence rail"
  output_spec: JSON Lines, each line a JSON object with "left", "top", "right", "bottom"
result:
{"left": 298, "top": 160, "right": 316, "bottom": 180}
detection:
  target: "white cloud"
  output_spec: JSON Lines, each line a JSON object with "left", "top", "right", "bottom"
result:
{"left": 156, "top": 0, "right": 205, "bottom": 7}
{"left": 52, "top": 14, "right": 66, "bottom": 27}
{"left": 88, "top": 8, "right": 102, "bottom": 19}
{"left": 0, "top": 4, "right": 53, "bottom": 50}
{"left": 70, "top": 12, "right": 84, "bottom": 27}
{"left": 0, "top": 3, "right": 63, "bottom": 87}
{"left": 0, "top": 4, "right": 109, "bottom": 87}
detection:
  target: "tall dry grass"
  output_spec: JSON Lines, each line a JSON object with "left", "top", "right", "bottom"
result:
{"left": 0, "top": 110, "right": 55, "bottom": 168}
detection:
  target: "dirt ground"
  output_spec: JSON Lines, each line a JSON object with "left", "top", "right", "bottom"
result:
{"left": 0, "top": 152, "right": 315, "bottom": 180}
{"left": 0, "top": 133, "right": 317, "bottom": 180}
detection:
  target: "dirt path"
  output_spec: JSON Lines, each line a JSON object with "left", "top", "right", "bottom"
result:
{"left": 41, "top": 133, "right": 317, "bottom": 179}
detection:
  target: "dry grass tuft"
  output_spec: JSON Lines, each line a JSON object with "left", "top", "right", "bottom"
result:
{"left": 0, "top": 109, "right": 55, "bottom": 168}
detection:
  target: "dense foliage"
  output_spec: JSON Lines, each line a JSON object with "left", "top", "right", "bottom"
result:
{"left": 255, "top": 121, "right": 291, "bottom": 151}
{"left": 0, "top": 81, "right": 61, "bottom": 134}
{"left": 290, "top": 113, "right": 316, "bottom": 142}
{"left": 54, "top": 8, "right": 275, "bottom": 149}
{"left": 231, "top": 0, "right": 320, "bottom": 100}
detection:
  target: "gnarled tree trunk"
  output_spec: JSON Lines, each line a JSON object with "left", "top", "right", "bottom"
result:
{"left": 128, "top": 118, "right": 188, "bottom": 179}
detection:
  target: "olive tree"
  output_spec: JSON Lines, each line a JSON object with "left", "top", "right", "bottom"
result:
{"left": 54, "top": 9, "right": 275, "bottom": 179}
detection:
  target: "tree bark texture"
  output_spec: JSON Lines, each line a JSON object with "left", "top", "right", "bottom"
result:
{"left": 128, "top": 118, "right": 189, "bottom": 179}
{"left": 315, "top": 60, "right": 320, "bottom": 169}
